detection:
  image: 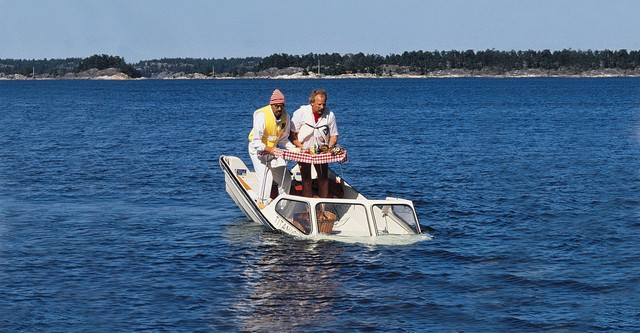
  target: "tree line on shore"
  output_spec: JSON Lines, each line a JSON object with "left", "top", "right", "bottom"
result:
{"left": 1, "top": 49, "right": 639, "bottom": 78}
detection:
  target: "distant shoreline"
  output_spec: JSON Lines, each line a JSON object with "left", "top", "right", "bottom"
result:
{"left": 4, "top": 50, "right": 640, "bottom": 80}
{"left": 2, "top": 67, "right": 639, "bottom": 80}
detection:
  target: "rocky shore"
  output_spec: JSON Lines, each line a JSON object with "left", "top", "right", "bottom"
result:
{"left": 2, "top": 66, "right": 640, "bottom": 80}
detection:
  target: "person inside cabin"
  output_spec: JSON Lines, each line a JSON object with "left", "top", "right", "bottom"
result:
{"left": 248, "top": 89, "right": 297, "bottom": 206}
{"left": 290, "top": 88, "right": 339, "bottom": 198}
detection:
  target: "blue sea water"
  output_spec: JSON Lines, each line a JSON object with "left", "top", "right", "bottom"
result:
{"left": 1, "top": 78, "right": 639, "bottom": 332}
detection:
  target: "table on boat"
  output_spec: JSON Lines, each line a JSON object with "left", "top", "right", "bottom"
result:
{"left": 273, "top": 148, "right": 347, "bottom": 164}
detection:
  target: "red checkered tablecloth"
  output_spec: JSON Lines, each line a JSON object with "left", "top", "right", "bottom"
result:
{"left": 273, "top": 148, "right": 347, "bottom": 164}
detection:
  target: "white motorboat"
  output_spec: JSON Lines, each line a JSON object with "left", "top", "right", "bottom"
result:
{"left": 219, "top": 154, "right": 425, "bottom": 241}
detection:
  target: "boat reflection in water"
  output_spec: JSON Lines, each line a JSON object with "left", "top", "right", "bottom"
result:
{"left": 228, "top": 233, "right": 342, "bottom": 332}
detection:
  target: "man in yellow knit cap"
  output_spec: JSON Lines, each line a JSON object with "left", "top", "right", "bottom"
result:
{"left": 248, "top": 89, "right": 296, "bottom": 206}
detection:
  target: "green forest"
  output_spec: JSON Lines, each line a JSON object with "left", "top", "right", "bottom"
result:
{"left": 1, "top": 49, "right": 639, "bottom": 78}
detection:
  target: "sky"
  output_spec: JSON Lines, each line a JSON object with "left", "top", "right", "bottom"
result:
{"left": 2, "top": 0, "right": 639, "bottom": 63}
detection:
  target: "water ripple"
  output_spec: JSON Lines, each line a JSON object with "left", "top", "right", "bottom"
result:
{"left": 1, "top": 79, "right": 639, "bottom": 332}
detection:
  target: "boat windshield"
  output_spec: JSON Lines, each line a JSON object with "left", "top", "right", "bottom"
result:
{"left": 276, "top": 198, "right": 420, "bottom": 236}
{"left": 371, "top": 204, "right": 420, "bottom": 234}
{"left": 315, "top": 202, "right": 370, "bottom": 236}
{"left": 275, "top": 199, "right": 312, "bottom": 234}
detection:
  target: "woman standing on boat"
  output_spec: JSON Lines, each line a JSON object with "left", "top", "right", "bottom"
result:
{"left": 248, "top": 89, "right": 296, "bottom": 206}
{"left": 290, "top": 89, "right": 339, "bottom": 198}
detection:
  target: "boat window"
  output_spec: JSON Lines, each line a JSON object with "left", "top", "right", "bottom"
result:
{"left": 371, "top": 204, "right": 420, "bottom": 235}
{"left": 275, "top": 199, "right": 312, "bottom": 235}
{"left": 315, "top": 203, "right": 371, "bottom": 236}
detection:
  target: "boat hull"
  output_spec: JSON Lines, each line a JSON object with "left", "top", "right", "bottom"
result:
{"left": 219, "top": 155, "right": 275, "bottom": 230}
